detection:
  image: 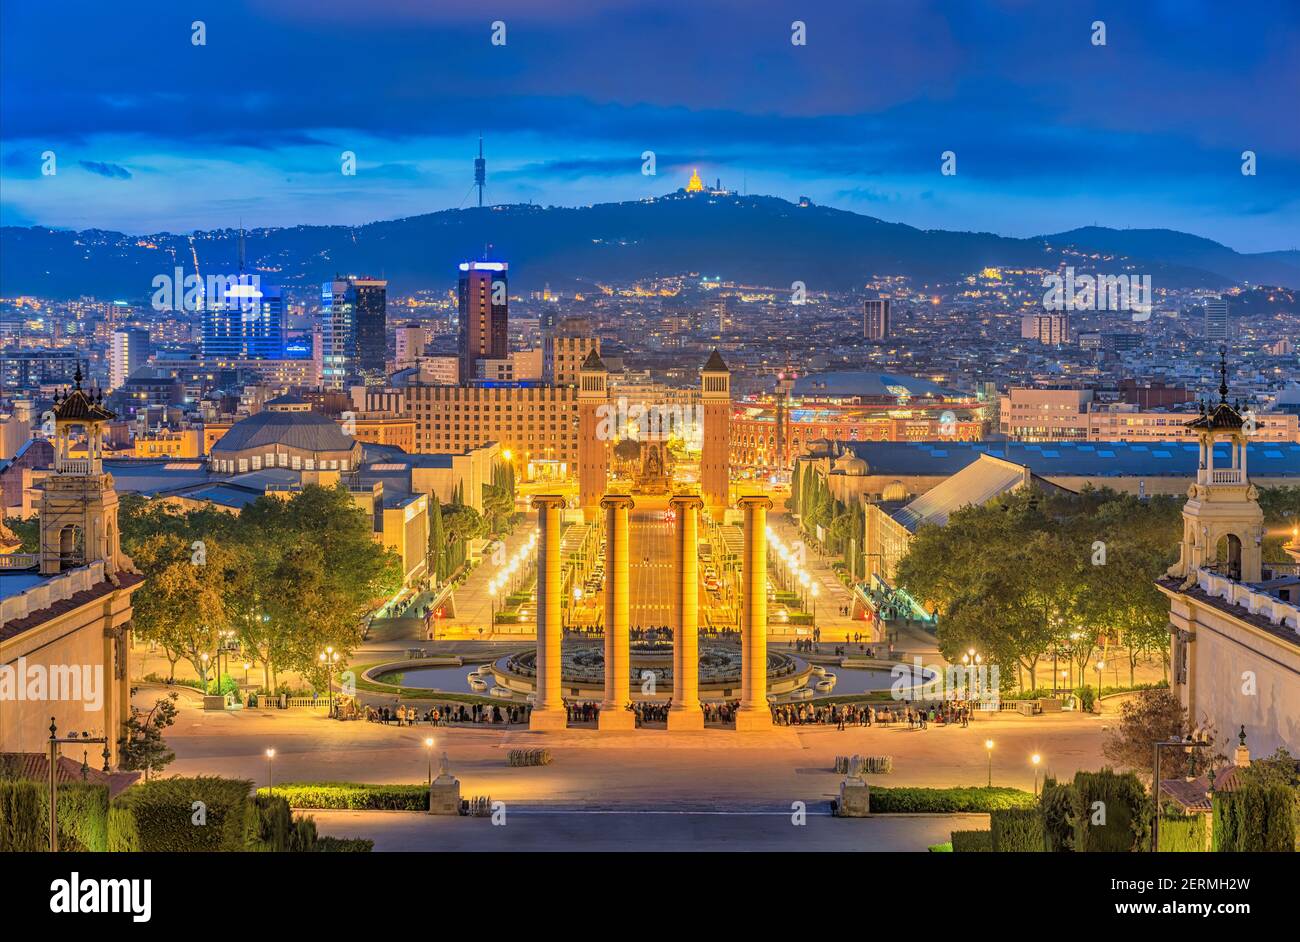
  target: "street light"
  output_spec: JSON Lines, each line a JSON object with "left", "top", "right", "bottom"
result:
{"left": 1031, "top": 753, "right": 1042, "bottom": 796}
{"left": 265, "top": 748, "right": 276, "bottom": 795}
{"left": 809, "top": 582, "right": 819, "bottom": 638}
{"left": 1152, "top": 735, "right": 1211, "bottom": 852}
{"left": 318, "top": 647, "right": 340, "bottom": 714}
{"left": 200, "top": 651, "right": 211, "bottom": 693}
{"left": 424, "top": 737, "right": 436, "bottom": 785}
{"left": 1094, "top": 659, "right": 1105, "bottom": 706}
{"left": 984, "top": 739, "right": 994, "bottom": 788}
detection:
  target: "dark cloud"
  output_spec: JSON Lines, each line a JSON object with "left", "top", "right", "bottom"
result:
{"left": 78, "top": 160, "right": 132, "bottom": 179}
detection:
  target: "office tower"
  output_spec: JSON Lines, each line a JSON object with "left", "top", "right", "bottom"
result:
{"left": 352, "top": 279, "right": 388, "bottom": 378}
{"left": 320, "top": 276, "right": 387, "bottom": 388}
{"left": 458, "top": 261, "right": 508, "bottom": 383}
{"left": 1204, "top": 299, "right": 1230, "bottom": 341}
{"left": 204, "top": 281, "right": 284, "bottom": 359}
{"left": 0, "top": 349, "right": 87, "bottom": 390}
{"left": 321, "top": 280, "right": 355, "bottom": 389}
{"left": 395, "top": 323, "right": 426, "bottom": 370}
{"left": 864, "top": 299, "right": 891, "bottom": 340}
{"left": 109, "top": 328, "right": 151, "bottom": 391}
{"left": 544, "top": 316, "right": 599, "bottom": 386}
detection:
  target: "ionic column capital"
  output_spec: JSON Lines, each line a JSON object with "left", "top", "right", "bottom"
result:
{"left": 737, "top": 494, "right": 773, "bottom": 511}
{"left": 532, "top": 494, "right": 568, "bottom": 511}
{"left": 668, "top": 493, "right": 704, "bottom": 511}
{"left": 599, "top": 494, "right": 636, "bottom": 511}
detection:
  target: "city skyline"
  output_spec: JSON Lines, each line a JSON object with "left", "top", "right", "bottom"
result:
{"left": 1, "top": 0, "right": 1298, "bottom": 252}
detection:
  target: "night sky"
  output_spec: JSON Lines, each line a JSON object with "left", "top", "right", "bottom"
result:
{"left": 2, "top": 0, "right": 1296, "bottom": 252}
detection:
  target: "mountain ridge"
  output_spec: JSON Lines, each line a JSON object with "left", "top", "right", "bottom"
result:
{"left": 3, "top": 193, "right": 1297, "bottom": 299}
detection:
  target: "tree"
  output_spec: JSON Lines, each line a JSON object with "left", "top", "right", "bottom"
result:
{"left": 118, "top": 693, "right": 179, "bottom": 780}
{"left": 1, "top": 516, "right": 38, "bottom": 552}
{"left": 129, "top": 533, "right": 229, "bottom": 685}
{"left": 427, "top": 494, "right": 447, "bottom": 585}
{"left": 1102, "top": 688, "right": 1223, "bottom": 784}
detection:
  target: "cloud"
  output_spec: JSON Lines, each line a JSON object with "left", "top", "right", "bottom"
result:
{"left": 78, "top": 160, "right": 131, "bottom": 179}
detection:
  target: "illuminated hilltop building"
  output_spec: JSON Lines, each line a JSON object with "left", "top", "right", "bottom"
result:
{"left": 685, "top": 168, "right": 705, "bottom": 193}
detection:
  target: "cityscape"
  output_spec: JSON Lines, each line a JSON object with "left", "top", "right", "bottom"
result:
{"left": 0, "top": 0, "right": 1297, "bottom": 917}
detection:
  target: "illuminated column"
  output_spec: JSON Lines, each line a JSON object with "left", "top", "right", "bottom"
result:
{"left": 735, "top": 495, "right": 773, "bottom": 731}
{"left": 598, "top": 494, "right": 636, "bottom": 730}
{"left": 667, "top": 494, "right": 705, "bottom": 730}
{"left": 529, "top": 495, "right": 568, "bottom": 731}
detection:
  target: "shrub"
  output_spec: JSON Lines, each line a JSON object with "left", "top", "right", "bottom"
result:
{"left": 950, "top": 830, "right": 993, "bottom": 852}
{"left": 869, "top": 786, "right": 1035, "bottom": 814}
{"left": 247, "top": 793, "right": 295, "bottom": 852}
{"left": 1071, "top": 768, "right": 1149, "bottom": 852}
{"left": 0, "top": 779, "right": 110, "bottom": 852}
{"left": 258, "top": 782, "right": 429, "bottom": 811}
{"left": 110, "top": 776, "right": 254, "bottom": 852}
{"left": 927, "top": 841, "right": 953, "bottom": 852}
{"left": 1039, "top": 778, "right": 1076, "bottom": 852}
{"left": 0, "top": 780, "right": 45, "bottom": 852}
{"left": 1213, "top": 784, "right": 1296, "bottom": 852}
{"left": 315, "top": 836, "right": 374, "bottom": 852}
{"left": 1075, "top": 686, "right": 1096, "bottom": 713}
{"left": 990, "top": 808, "right": 1045, "bottom": 852}
{"left": 1158, "top": 814, "right": 1206, "bottom": 852}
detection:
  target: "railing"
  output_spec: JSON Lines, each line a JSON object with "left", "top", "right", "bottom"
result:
{"left": 0, "top": 553, "right": 39, "bottom": 570}
{"left": 55, "top": 458, "right": 95, "bottom": 475}
{"left": 1208, "top": 468, "right": 1245, "bottom": 485}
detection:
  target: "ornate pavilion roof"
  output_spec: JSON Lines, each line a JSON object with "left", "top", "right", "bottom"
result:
{"left": 51, "top": 366, "right": 116, "bottom": 423}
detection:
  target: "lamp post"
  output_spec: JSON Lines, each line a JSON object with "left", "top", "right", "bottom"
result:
{"left": 265, "top": 748, "right": 276, "bottom": 795}
{"left": 318, "top": 647, "right": 340, "bottom": 714}
{"left": 424, "top": 737, "right": 436, "bottom": 786}
{"left": 1031, "top": 753, "right": 1042, "bottom": 796}
{"left": 1094, "top": 659, "right": 1105, "bottom": 707}
{"left": 573, "top": 586, "right": 583, "bottom": 632}
{"left": 47, "top": 719, "right": 109, "bottom": 852}
{"left": 809, "top": 581, "right": 819, "bottom": 639}
{"left": 200, "top": 651, "right": 211, "bottom": 693}
{"left": 984, "top": 739, "right": 994, "bottom": 788}
{"left": 1152, "top": 735, "right": 1210, "bottom": 852}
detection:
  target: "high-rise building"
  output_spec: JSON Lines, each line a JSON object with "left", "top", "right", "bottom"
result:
{"left": 458, "top": 261, "right": 508, "bottom": 384}
{"left": 864, "top": 299, "right": 891, "bottom": 340}
{"left": 544, "top": 316, "right": 600, "bottom": 386}
{"left": 700, "top": 349, "right": 731, "bottom": 513}
{"left": 395, "top": 323, "right": 426, "bottom": 370}
{"left": 352, "top": 279, "right": 388, "bottom": 378}
{"left": 1021, "top": 311, "right": 1070, "bottom": 346}
{"left": 320, "top": 276, "right": 387, "bottom": 388}
{"left": 1204, "top": 299, "right": 1230, "bottom": 341}
{"left": 109, "top": 327, "right": 151, "bottom": 391}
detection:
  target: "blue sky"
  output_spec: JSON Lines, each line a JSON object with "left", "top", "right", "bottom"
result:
{"left": 1, "top": 0, "right": 1297, "bottom": 252}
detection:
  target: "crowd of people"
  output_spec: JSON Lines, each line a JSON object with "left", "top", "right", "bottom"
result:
{"left": 771, "top": 700, "right": 974, "bottom": 729}
{"left": 363, "top": 701, "right": 527, "bottom": 726}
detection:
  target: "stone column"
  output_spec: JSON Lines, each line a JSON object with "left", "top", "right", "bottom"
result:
{"left": 735, "top": 495, "right": 773, "bottom": 731}
{"left": 529, "top": 495, "right": 568, "bottom": 731}
{"left": 667, "top": 494, "right": 705, "bottom": 730}
{"left": 598, "top": 494, "right": 636, "bottom": 730}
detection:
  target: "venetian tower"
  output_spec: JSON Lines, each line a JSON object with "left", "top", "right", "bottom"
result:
{"left": 577, "top": 347, "right": 610, "bottom": 520}
{"left": 700, "top": 349, "right": 731, "bottom": 515}
{"left": 39, "top": 368, "right": 133, "bottom": 579}
{"left": 1168, "top": 350, "right": 1264, "bottom": 586}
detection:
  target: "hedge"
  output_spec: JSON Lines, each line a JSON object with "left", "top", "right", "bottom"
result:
{"left": 1071, "top": 769, "right": 1148, "bottom": 852}
{"left": 991, "top": 808, "right": 1045, "bottom": 852}
{"left": 110, "top": 776, "right": 256, "bottom": 852}
{"left": 1213, "top": 784, "right": 1296, "bottom": 852}
{"left": 1158, "top": 814, "right": 1206, "bottom": 853}
{"left": 927, "top": 842, "right": 953, "bottom": 852}
{"left": 258, "top": 782, "right": 430, "bottom": 811}
{"left": 1, "top": 779, "right": 110, "bottom": 852}
{"left": 950, "top": 829, "right": 993, "bottom": 852}
{"left": 1039, "top": 778, "right": 1075, "bottom": 852}
{"left": 315, "top": 836, "right": 375, "bottom": 852}
{"left": 0, "top": 780, "right": 45, "bottom": 852}
{"left": 868, "top": 786, "right": 1035, "bottom": 814}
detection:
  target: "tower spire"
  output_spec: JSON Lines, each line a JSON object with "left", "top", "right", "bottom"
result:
{"left": 238, "top": 220, "right": 246, "bottom": 276}
{"left": 1218, "top": 346, "right": 1229, "bottom": 403}
{"left": 474, "top": 135, "right": 486, "bottom": 208}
